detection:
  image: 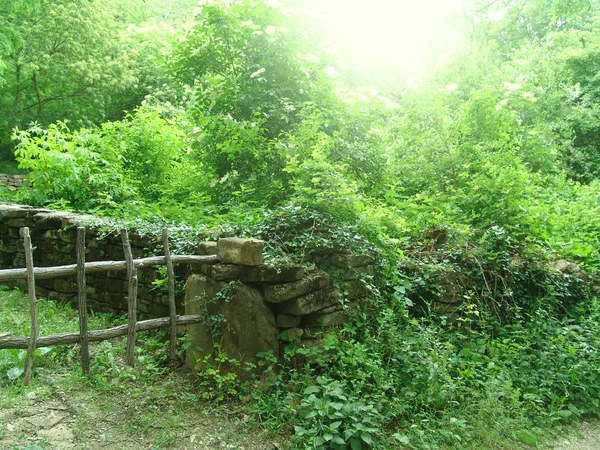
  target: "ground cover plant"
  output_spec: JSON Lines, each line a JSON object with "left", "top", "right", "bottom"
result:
{"left": 1, "top": 0, "right": 600, "bottom": 448}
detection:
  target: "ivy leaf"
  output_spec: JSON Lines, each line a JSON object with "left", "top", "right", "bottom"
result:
{"left": 515, "top": 429, "right": 537, "bottom": 445}
{"left": 350, "top": 437, "right": 362, "bottom": 450}
{"left": 7, "top": 366, "right": 24, "bottom": 381}
{"left": 303, "top": 385, "right": 320, "bottom": 395}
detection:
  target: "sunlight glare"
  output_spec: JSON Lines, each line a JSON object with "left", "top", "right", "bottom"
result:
{"left": 294, "top": 0, "right": 466, "bottom": 86}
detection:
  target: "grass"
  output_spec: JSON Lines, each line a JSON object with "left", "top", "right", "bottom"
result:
{"left": 0, "top": 157, "right": 25, "bottom": 175}
{"left": 0, "top": 285, "right": 279, "bottom": 449}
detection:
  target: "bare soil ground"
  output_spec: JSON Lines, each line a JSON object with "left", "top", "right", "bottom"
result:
{"left": 1, "top": 363, "right": 599, "bottom": 450}
{"left": 0, "top": 369, "right": 285, "bottom": 450}
{"left": 550, "top": 420, "right": 600, "bottom": 450}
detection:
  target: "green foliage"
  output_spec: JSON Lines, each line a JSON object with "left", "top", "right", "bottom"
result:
{"left": 0, "top": 0, "right": 131, "bottom": 157}
{"left": 172, "top": 0, "right": 338, "bottom": 133}
{"left": 12, "top": 121, "right": 133, "bottom": 210}
{"left": 195, "top": 343, "right": 241, "bottom": 402}
{"left": 4, "top": 0, "right": 600, "bottom": 448}
{"left": 294, "top": 377, "right": 381, "bottom": 450}
{"left": 0, "top": 286, "right": 117, "bottom": 383}
{"left": 12, "top": 105, "right": 188, "bottom": 210}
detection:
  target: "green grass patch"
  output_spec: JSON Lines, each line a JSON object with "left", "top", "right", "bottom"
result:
{"left": 0, "top": 158, "right": 25, "bottom": 175}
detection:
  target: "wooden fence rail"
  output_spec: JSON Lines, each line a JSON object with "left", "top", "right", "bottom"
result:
{"left": 0, "top": 315, "right": 205, "bottom": 349}
{"left": 0, "top": 255, "right": 217, "bottom": 282}
{"left": 0, "top": 226, "right": 216, "bottom": 385}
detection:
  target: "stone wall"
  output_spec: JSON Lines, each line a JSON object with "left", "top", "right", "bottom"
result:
{"left": 0, "top": 174, "right": 27, "bottom": 191}
{"left": 0, "top": 203, "right": 180, "bottom": 319}
{"left": 185, "top": 240, "right": 373, "bottom": 378}
{"left": 0, "top": 202, "right": 374, "bottom": 375}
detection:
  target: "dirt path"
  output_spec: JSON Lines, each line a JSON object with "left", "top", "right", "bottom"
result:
{"left": 2, "top": 368, "right": 598, "bottom": 450}
{"left": 0, "top": 371, "right": 284, "bottom": 450}
{"left": 551, "top": 420, "right": 600, "bottom": 450}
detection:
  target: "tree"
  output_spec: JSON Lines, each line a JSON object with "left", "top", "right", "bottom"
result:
{"left": 0, "top": 0, "right": 138, "bottom": 159}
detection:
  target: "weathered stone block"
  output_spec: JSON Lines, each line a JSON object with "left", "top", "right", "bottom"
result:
{"left": 299, "top": 338, "right": 323, "bottom": 350}
{"left": 105, "top": 244, "right": 125, "bottom": 260}
{"left": 85, "top": 247, "right": 105, "bottom": 259}
{"left": 42, "top": 229, "right": 61, "bottom": 240}
{"left": 217, "top": 238, "right": 264, "bottom": 266}
{"left": 434, "top": 302, "right": 460, "bottom": 314}
{"left": 55, "top": 243, "right": 76, "bottom": 255}
{"left": 58, "top": 230, "right": 76, "bottom": 243}
{"left": 277, "top": 313, "right": 301, "bottom": 329}
{"left": 103, "top": 279, "right": 129, "bottom": 294}
{"left": 13, "top": 255, "right": 25, "bottom": 267}
{"left": 315, "top": 303, "right": 344, "bottom": 314}
{"left": 39, "top": 252, "right": 71, "bottom": 267}
{"left": 0, "top": 205, "right": 30, "bottom": 219}
{"left": 344, "top": 279, "right": 369, "bottom": 300}
{"left": 264, "top": 270, "right": 330, "bottom": 304}
{"left": 36, "top": 278, "right": 55, "bottom": 291}
{"left": 248, "top": 265, "right": 305, "bottom": 283}
{"left": 54, "top": 278, "right": 77, "bottom": 293}
{"left": 197, "top": 241, "right": 218, "bottom": 255}
{"left": 105, "top": 270, "right": 127, "bottom": 280}
{"left": 303, "top": 309, "right": 349, "bottom": 327}
{"left": 342, "top": 265, "right": 375, "bottom": 281}
{"left": 0, "top": 236, "right": 17, "bottom": 253}
{"left": 276, "top": 287, "right": 338, "bottom": 316}
{"left": 7, "top": 218, "right": 26, "bottom": 228}
{"left": 32, "top": 213, "right": 66, "bottom": 230}
{"left": 86, "top": 286, "right": 97, "bottom": 296}
{"left": 331, "top": 253, "right": 374, "bottom": 269}
{"left": 211, "top": 263, "right": 306, "bottom": 283}
{"left": 279, "top": 327, "right": 304, "bottom": 342}
{"left": 437, "top": 270, "right": 466, "bottom": 304}
{"left": 138, "top": 268, "right": 159, "bottom": 284}
{"left": 210, "top": 264, "right": 245, "bottom": 281}
{"left": 185, "top": 274, "right": 278, "bottom": 380}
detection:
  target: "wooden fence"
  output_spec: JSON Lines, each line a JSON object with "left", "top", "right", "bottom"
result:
{"left": 0, "top": 226, "right": 217, "bottom": 385}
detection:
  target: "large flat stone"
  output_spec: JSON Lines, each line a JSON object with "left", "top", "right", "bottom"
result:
{"left": 279, "top": 327, "right": 304, "bottom": 342}
{"left": 276, "top": 313, "right": 301, "bottom": 328}
{"left": 331, "top": 253, "right": 374, "bottom": 269}
{"left": 185, "top": 274, "right": 278, "bottom": 381}
{"left": 210, "top": 264, "right": 246, "bottom": 281}
{"left": 211, "top": 263, "right": 305, "bottom": 283}
{"left": 344, "top": 279, "right": 369, "bottom": 300}
{"left": 304, "top": 309, "right": 349, "bottom": 327}
{"left": 276, "top": 287, "right": 338, "bottom": 316}
{"left": 197, "top": 240, "right": 218, "bottom": 255}
{"left": 246, "top": 264, "right": 305, "bottom": 283}
{"left": 264, "top": 270, "right": 330, "bottom": 304}
{"left": 217, "top": 238, "right": 264, "bottom": 266}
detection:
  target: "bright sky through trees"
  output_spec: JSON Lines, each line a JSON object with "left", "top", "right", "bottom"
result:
{"left": 293, "top": 0, "right": 467, "bottom": 87}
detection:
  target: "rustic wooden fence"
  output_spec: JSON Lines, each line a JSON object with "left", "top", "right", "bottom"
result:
{"left": 0, "top": 226, "right": 217, "bottom": 385}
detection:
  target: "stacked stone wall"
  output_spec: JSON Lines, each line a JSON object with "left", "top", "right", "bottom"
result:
{"left": 0, "top": 174, "right": 28, "bottom": 191}
{"left": 0, "top": 203, "right": 178, "bottom": 319}
{"left": 185, "top": 239, "right": 374, "bottom": 378}
{"left": 0, "top": 203, "right": 373, "bottom": 375}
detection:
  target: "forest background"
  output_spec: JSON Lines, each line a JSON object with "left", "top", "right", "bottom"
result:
{"left": 1, "top": 0, "right": 600, "bottom": 449}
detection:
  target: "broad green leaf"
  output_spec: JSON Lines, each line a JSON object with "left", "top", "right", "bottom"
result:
{"left": 515, "top": 429, "right": 538, "bottom": 445}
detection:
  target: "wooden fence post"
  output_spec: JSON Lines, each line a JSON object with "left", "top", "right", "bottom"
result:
{"left": 22, "top": 227, "right": 38, "bottom": 386}
{"left": 121, "top": 229, "right": 138, "bottom": 366}
{"left": 162, "top": 229, "right": 177, "bottom": 363}
{"left": 77, "top": 227, "right": 90, "bottom": 375}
